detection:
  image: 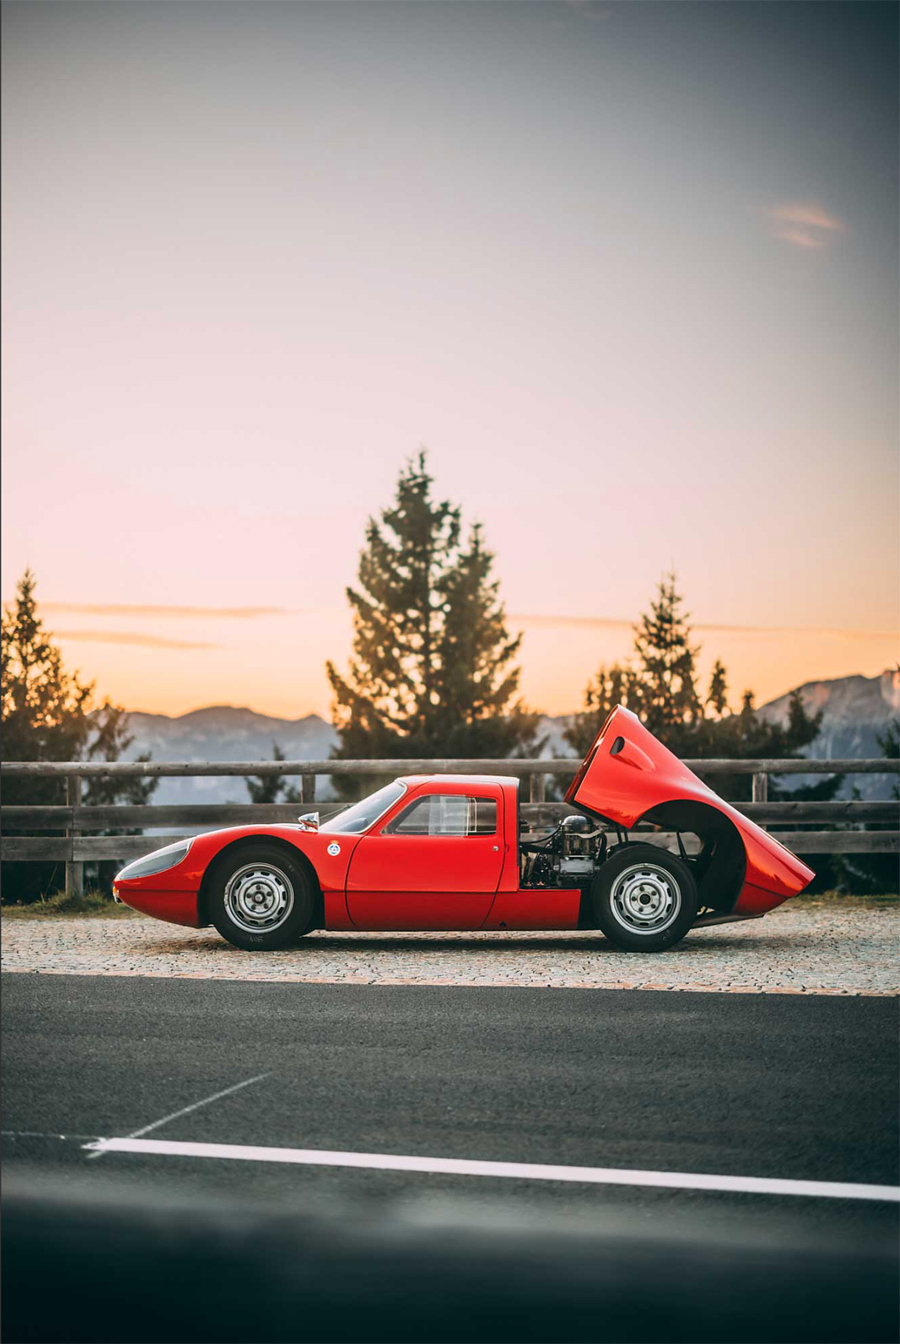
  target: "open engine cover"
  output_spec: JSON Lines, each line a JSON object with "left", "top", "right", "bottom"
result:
{"left": 565, "top": 706, "right": 814, "bottom": 912}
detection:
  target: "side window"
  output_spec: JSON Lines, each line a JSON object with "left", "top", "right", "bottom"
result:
{"left": 386, "top": 795, "right": 498, "bottom": 837}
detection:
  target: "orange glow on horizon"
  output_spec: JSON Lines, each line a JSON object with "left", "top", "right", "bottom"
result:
{"left": 42, "top": 609, "right": 899, "bottom": 722}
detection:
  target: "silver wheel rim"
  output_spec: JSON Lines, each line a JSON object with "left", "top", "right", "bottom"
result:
{"left": 224, "top": 863, "right": 294, "bottom": 934}
{"left": 610, "top": 862, "right": 681, "bottom": 935}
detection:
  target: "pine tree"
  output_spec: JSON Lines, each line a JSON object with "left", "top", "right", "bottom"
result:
{"left": 1, "top": 570, "right": 157, "bottom": 901}
{"left": 77, "top": 701, "right": 157, "bottom": 891}
{"left": 326, "top": 453, "right": 459, "bottom": 760}
{"left": 630, "top": 572, "right": 702, "bottom": 744}
{"left": 565, "top": 575, "right": 704, "bottom": 762}
{"left": 568, "top": 573, "right": 837, "bottom": 811}
{"left": 326, "top": 454, "right": 540, "bottom": 788}
{"left": 245, "top": 743, "right": 301, "bottom": 806}
{"left": 81, "top": 703, "right": 155, "bottom": 809}
{"left": 707, "top": 659, "right": 728, "bottom": 717}
{"left": 563, "top": 663, "right": 631, "bottom": 757}
{"left": 1, "top": 569, "right": 93, "bottom": 772}
{"left": 434, "top": 523, "right": 541, "bottom": 756}
{"left": 693, "top": 687, "right": 833, "bottom": 805}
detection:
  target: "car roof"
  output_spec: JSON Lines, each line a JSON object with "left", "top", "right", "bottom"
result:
{"left": 396, "top": 774, "right": 519, "bottom": 787}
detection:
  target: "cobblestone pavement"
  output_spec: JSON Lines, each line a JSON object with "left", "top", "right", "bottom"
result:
{"left": 2, "top": 903, "right": 897, "bottom": 994}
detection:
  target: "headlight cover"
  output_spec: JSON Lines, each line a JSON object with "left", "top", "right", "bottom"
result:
{"left": 116, "top": 838, "right": 193, "bottom": 882}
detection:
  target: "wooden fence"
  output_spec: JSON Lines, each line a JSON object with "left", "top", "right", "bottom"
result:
{"left": 2, "top": 756, "right": 897, "bottom": 897}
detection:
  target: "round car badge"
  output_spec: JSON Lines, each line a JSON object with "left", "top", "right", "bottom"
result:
{"left": 327, "top": 842, "right": 341, "bottom": 857}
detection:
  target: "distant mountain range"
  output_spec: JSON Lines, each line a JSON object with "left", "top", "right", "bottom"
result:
{"left": 122, "top": 670, "right": 898, "bottom": 807}
{"left": 758, "top": 669, "right": 899, "bottom": 757}
{"left": 123, "top": 707, "right": 339, "bottom": 806}
{"left": 758, "top": 668, "right": 899, "bottom": 799}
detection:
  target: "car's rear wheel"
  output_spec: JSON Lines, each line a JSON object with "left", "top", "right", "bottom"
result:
{"left": 208, "top": 844, "right": 315, "bottom": 951}
{"left": 592, "top": 844, "right": 698, "bottom": 952}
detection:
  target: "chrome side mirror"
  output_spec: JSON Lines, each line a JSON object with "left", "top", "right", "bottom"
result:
{"left": 297, "top": 811, "right": 320, "bottom": 831}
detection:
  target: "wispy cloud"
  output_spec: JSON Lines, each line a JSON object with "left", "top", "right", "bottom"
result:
{"left": 774, "top": 229, "right": 827, "bottom": 250}
{"left": 771, "top": 203, "right": 845, "bottom": 233}
{"left": 512, "top": 613, "right": 897, "bottom": 639}
{"left": 767, "top": 202, "right": 846, "bottom": 250}
{"left": 28, "top": 603, "right": 290, "bottom": 621}
{"left": 512, "top": 614, "right": 629, "bottom": 631}
{"left": 53, "top": 629, "right": 218, "bottom": 650}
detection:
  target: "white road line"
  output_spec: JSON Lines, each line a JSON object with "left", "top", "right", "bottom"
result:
{"left": 87, "top": 1073, "right": 270, "bottom": 1160}
{"left": 80, "top": 1137, "right": 900, "bottom": 1203}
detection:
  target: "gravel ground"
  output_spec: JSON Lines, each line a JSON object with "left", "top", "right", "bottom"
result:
{"left": 2, "top": 903, "right": 897, "bottom": 994}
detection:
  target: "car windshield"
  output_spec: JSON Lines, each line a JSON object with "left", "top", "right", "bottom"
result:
{"left": 319, "top": 781, "right": 407, "bottom": 835}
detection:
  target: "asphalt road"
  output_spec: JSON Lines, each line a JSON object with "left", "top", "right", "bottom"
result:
{"left": 3, "top": 974, "right": 899, "bottom": 1342}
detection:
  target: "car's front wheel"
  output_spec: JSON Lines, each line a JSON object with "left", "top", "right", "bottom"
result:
{"left": 592, "top": 844, "right": 698, "bottom": 952}
{"left": 208, "top": 844, "right": 315, "bottom": 951}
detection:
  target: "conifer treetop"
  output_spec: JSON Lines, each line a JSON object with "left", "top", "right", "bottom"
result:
{"left": 326, "top": 452, "right": 540, "bottom": 768}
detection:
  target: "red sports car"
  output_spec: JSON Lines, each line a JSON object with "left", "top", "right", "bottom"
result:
{"left": 113, "top": 707, "right": 814, "bottom": 953}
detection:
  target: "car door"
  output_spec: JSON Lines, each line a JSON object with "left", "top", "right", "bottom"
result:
{"left": 345, "top": 787, "right": 505, "bottom": 930}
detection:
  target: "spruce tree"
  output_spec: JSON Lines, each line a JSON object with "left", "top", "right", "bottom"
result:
{"left": 245, "top": 743, "right": 301, "bottom": 806}
{"left": 707, "top": 659, "right": 728, "bottom": 717}
{"left": 434, "top": 523, "right": 540, "bottom": 756}
{"left": 692, "top": 687, "right": 833, "bottom": 805}
{"left": 79, "top": 700, "right": 158, "bottom": 892}
{"left": 1, "top": 569, "right": 93, "bottom": 771}
{"left": 1, "top": 570, "right": 156, "bottom": 901}
{"left": 326, "top": 454, "right": 540, "bottom": 783}
{"left": 563, "top": 663, "right": 631, "bottom": 757}
{"left": 569, "top": 573, "right": 836, "bottom": 806}
{"left": 630, "top": 572, "right": 702, "bottom": 744}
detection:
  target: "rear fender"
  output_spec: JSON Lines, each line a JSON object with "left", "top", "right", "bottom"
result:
{"left": 567, "top": 706, "right": 814, "bottom": 911}
{"left": 636, "top": 800, "right": 746, "bottom": 915}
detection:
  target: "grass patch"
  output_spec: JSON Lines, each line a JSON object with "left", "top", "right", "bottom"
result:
{"left": 2, "top": 889, "right": 138, "bottom": 919}
{"left": 792, "top": 888, "right": 898, "bottom": 908}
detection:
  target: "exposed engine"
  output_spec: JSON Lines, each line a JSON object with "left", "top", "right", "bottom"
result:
{"left": 521, "top": 814, "right": 607, "bottom": 889}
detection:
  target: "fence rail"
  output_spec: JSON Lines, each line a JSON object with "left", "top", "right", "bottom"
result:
{"left": 2, "top": 756, "right": 897, "bottom": 896}
{"left": 2, "top": 756, "right": 897, "bottom": 777}
{"left": 5, "top": 799, "right": 897, "bottom": 830}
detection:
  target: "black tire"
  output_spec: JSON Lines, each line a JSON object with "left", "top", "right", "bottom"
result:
{"left": 208, "top": 844, "right": 315, "bottom": 951}
{"left": 592, "top": 844, "right": 698, "bottom": 953}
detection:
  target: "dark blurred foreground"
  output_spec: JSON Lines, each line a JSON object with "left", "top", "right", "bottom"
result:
{"left": 3, "top": 1175, "right": 897, "bottom": 1344}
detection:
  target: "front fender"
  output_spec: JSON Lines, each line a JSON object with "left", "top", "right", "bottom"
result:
{"left": 115, "top": 825, "right": 362, "bottom": 929}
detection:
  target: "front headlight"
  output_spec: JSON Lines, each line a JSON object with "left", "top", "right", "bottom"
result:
{"left": 116, "top": 838, "right": 193, "bottom": 882}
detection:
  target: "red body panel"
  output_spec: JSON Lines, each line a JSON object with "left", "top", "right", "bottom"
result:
{"left": 118, "top": 888, "right": 202, "bottom": 928}
{"left": 483, "top": 887, "right": 581, "bottom": 931}
{"left": 346, "top": 777, "right": 510, "bottom": 930}
{"left": 565, "top": 706, "right": 814, "bottom": 913}
{"left": 347, "top": 835, "right": 502, "bottom": 929}
{"left": 116, "top": 711, "right": 813, "bottom": 935}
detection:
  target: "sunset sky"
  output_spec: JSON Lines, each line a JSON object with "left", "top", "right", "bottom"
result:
{"left": 2, "top": 1, "right": 897, "bottom": 720}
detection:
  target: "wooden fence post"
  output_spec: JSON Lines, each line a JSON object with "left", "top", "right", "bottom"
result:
{"left": 529, "top": 773, "right": 546, "bottom": 804}
{"left": 752, "top": 771, "right": 768, "bottom": 829}
{"left": 301, "top": 774, "right": 316, "bottom": 805}
{"left": 66, "top": 774, "right": 83, "bottom": 897}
